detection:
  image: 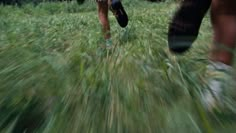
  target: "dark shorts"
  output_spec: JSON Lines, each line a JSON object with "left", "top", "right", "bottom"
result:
{"left": 96, "top": 0, "right": 108, "bottom": 2}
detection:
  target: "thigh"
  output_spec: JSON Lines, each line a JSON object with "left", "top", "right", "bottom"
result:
{"left": 212, "top": 0, "right": 236, "bottom": 14}
{"left": 97, "top": 0, "right": 109, "bottom": 11}
{"left": 96, "top": 0, "right": 108, "bottom": 3}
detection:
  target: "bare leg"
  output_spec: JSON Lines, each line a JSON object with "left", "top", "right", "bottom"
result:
{"left": 203, "top": 0, "right": 236, "bottom": 110}
{"left": 97, "top": 1, "right": 111, "bottom": 40}
{"left": 210, "top": 0, "right": 236, "bottom": 65}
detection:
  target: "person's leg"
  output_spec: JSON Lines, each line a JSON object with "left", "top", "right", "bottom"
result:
{"left": 203, "top": 0, "right": 236, "bottom": 110}
{"left": 96, "top": 0, "right": 115, "bottom": 57}
{"left": 210, "top": 0, "right": 236, "bottom": 65}
{"left": 97, "top": 0, "right": 112, "bottom": 45}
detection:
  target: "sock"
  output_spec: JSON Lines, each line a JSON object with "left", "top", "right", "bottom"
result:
{"left": 105, "top": 38, "right": 112, "bottom": 47}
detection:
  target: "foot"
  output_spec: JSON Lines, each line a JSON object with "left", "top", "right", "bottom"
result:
{"left": 97, "top": 39, "right": 114, "bottom": 56}
{"left": 201, "top": 61, "right": 234, "bottom": 112}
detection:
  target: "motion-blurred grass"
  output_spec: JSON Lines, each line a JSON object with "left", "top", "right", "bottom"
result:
{"left": 0, "top": 0, "right": 236, "bottom": 133}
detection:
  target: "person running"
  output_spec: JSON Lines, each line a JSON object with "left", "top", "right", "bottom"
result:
{"left": 168, "top": 0, "right": 236, "bottom": 111}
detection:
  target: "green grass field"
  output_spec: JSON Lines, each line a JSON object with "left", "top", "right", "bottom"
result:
{"left": 1, "top": 0, "right": 236, "bottom": 133}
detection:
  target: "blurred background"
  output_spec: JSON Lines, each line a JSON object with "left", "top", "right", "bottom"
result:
{"left": 0, "top": 0, "right": 236, "bottom": 132}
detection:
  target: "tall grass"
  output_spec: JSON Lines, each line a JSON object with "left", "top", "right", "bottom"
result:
{"left": 0, "top": 1, "right": 236, "bottom": 133}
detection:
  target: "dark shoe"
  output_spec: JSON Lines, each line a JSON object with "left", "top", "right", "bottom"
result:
{"left": 110, "top": 0, "right": 129, "bottom": 28}
{"left": 168, "top": 0, "right": 211, "bottom": 54}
